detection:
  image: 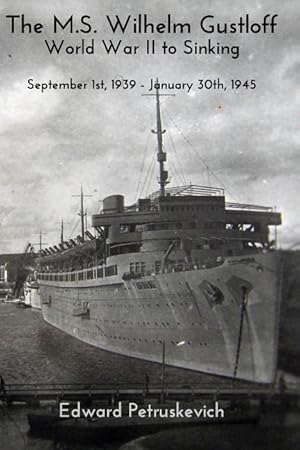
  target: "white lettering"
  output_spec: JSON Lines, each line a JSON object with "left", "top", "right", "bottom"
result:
{"left": 59, "top": 402, "right": 70, "bottom": 418}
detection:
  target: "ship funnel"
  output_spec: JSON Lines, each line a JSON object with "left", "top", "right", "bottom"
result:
{"left": 103, "top": 195, "right": 124, "bottom": 214}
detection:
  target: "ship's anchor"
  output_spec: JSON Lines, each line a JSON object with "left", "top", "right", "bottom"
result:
{"left": 233, "top": 286, "right": 248, "bottom": 379}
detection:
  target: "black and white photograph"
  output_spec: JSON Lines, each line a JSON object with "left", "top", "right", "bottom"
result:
{"left": 0, "top": 1, "right": 299, "bottom": 449}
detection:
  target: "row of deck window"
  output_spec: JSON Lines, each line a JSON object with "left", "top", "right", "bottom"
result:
{"left": 160, "top": 205, "right": 220, "bottom": 213}
{"left": 37, "top": 264, "right": 117, "bottom": 282}
{"left": 144, "top": 222, "right": 223, "bottom": 231}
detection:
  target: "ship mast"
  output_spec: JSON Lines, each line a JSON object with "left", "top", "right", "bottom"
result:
{"left": 153, "top": 82, "right": 168, "bottom": 197}
{"left": 72, "top": 187, "right": 92, "bottom": 241}
{"left": 60, "top": 218, "right": 64, "bottom": 244}
{"left": 80, "top": 187, "right": 84, "bottom": 239}
{"left": 33, "top": 231, "right": 47, "bottom": 252}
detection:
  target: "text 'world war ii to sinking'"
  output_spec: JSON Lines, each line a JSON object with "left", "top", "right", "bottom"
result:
{"left": 3, "top": 13, "right": 279, "bottom": 60}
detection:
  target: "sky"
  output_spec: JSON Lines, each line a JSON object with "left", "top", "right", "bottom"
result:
{"left": 0, "top": 0, "right": 299, "bottom": 252}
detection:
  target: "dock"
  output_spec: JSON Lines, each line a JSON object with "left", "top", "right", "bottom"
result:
{"left": 1, "top": 381, "right": 300, "bottom": 407}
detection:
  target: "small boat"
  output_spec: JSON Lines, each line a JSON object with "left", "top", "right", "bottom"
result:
{"left": 24, "top": 274, "right": 41, "bottom": 309}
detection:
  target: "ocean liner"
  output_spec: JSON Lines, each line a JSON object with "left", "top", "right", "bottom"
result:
{"left": 36, "top": 89, "right": 282, "bottom": 383}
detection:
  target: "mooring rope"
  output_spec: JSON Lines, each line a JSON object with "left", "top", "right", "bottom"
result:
{"left": 233, "top": 287, "right": 248, "bottom": 378}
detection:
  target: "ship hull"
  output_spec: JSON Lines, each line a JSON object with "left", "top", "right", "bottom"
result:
{"left": 39, "top": 252, "right": 282, "bottom": 383}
